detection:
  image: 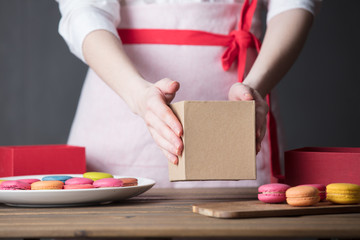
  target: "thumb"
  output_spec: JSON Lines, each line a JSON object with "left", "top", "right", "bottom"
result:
{"left": 228, "top": 82, "right": 254, "bottom": 101}
{"left": 155, "top": 78, "right": 180, "bottom": 103}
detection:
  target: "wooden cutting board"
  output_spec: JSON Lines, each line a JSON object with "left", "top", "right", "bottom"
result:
{"left": 192, "top": 200, "right": 360, "bottom": 219}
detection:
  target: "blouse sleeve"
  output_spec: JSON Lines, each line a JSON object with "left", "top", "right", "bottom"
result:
{"left": 266, "top": 0, "right": 321, "bottom": 23}
{"left": 56, "top": 0, "right": 121, "bottom": 63}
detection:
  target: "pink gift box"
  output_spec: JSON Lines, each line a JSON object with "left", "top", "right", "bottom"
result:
{"left": 0, "top": 145, "right": 86, "bottom": 177}
{"left": 285, "top": 147, "right": 360, "bottom": 186}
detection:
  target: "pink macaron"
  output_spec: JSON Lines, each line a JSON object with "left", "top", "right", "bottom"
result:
{"left": 93, "top": 178, "right": 123, "bottom": 188}
{"left": 258, "top": 183, "right": 291, "bottom": 203}
{"left": 65, "top": 177, "right": 94, "bottom": 185}
{"left": 64, "top": 184, "right": 95, "bottom": 189}
{"left": 0, "top": 180, "right": 31, "bottom": 190}
{"left": 299, "top": 184, "right": 326, "bottom": 201}
{"left": 17, "top": 178, "right": 41, "bottom": 184}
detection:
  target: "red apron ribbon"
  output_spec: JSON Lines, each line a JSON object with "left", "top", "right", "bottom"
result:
{"left": 119, "top": 29, "right": 231, "bottom": 46}
{"left": 221, "top": 29, "right": 261, "bottom": 82}
{"left": 117, "top": 0, "right": 284, "bottom": 182}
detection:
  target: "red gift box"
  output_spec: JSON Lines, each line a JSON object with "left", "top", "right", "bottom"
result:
{"left": 0, "top": 145, "right": 86, "bottom": 177}
{"left": 285, "top": 147, "right": 360, "bottom": 186}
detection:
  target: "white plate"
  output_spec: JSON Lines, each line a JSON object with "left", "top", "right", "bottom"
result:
{"left": 0, "top": 174, "right": 155, "bottom": 207}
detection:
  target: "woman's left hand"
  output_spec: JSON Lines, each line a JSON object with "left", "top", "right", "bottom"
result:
{"left": 228, "top": 82, "right": 268, "bottom": 154}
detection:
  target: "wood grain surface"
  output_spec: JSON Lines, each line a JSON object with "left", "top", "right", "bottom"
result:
{"left": 193, "top": 200, "right": 360, "bottom": 219}
{"left": 1, "top": 188, "right": 360, "bottom": 239}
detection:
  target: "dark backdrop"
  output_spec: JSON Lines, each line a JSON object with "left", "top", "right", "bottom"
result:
{"left": 0, "top": 1, "right": 359, "bottom": 157}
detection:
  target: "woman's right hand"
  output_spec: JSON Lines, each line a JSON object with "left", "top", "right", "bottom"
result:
{"left": 82, "top": 30, "right": 183, "bottom": 164}
{"left": 134, "top": 78, "right": 183, "bottom": 165}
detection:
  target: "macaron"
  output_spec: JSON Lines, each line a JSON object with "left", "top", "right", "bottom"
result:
{"left": 93, "top": 178, "right": 123, "bottom": 188}
{"left": 326, "top": 183, "right": 360, "bottom": 204}
{"left": 286, "top": 186, "right": 320, "bottom": 207}
{"left": 65, "top": 177, "right": 94, "bottom": 185}
{"left": 258, "top": 183, "right": 291, "bottom": 203}
{"left": 0, "top": 180, "right": 9, "bottom": 185}
{"left": 31, "top": 180, "right": 64, "bottom": 190}
{"left": 83, "top": 172, "right": 113, "bottom": 181}
{"left": 17, "top": 178, "right": 41, "bottom": 184}
{"left": 42, "top": 175, "right": 73, "bottom": 183}
{"left": 64, "top": 184, "right": 95, "bottom": 190}
{"left": 0, "top": 180, "right": 31, "bottom": 190}
{"left": 299, "top": 184, "right": 326, "bottom": 201}
{"left": 118, "top": 178, "right": 138, "bottom": 187}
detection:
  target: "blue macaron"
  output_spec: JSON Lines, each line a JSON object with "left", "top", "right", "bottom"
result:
{"left": 42, "top": 175, "right": 73, "bottom": 183}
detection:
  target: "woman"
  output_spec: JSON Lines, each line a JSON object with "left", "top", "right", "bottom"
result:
{"left": 56, "top": 0, "right": 318, "bottom": 187}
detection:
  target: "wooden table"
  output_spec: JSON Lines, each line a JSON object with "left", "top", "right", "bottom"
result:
{"left": 1, "top": 188, "right": 360, "bottom": 239}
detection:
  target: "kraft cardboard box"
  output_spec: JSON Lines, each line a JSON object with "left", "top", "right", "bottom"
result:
{"left": 285, "top": 147, "right": 360, "bottom": 186}
{"left": 0, "top": 145, "right": 86, "bottom": 177}
{"left": 169, "top": 101, "right": 256, "bottom": 181}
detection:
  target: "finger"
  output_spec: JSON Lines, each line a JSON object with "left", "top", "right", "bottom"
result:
{"left": 145, "top": 111, "right": 183, "bottom": 155}
{"left": 228, "top": 83, "right": 254, "bottom": 101}
{"left": 255, "top": 111, "right": 267, "bottom": 152}
{"left": 256, "top": 143, "right": 261, "bottom": 154}
{"left": 247, "top": 90, "right": 267, "bottom": 154}
{"left": 251, "top": 90, "right": 268, "bottom": 138}
{"left": 256, "top": 122, "right": 267, "bottom": 153}
{"left": 155, "top": 78, "right": 180, "bottom": 95}
{"left": 255, "top": 106, "right": 267, "bottom": 132}
{"left": 155, "top": 78, "right": 180, "bottom": 103}
{"left": 147, "top": 98, "right": 183, "bottom": 137}
{"left": 259, "top": 124, "right": 267, "bottom": 143}
{"left": 148, "top": 126, "right": 179, "bottom": 165}
{"left": 164, "top": 93, "right": 177, "bottom": 103}
{"left": 161, "top": 148, "right": 179, "bottom": 165}
{"left": 148, "top": 125, "right": 181, "bottom": 157}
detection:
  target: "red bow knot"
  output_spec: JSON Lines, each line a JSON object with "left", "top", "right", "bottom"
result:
{"left": 221, "top": 29, "right": 261, "bottom": 81}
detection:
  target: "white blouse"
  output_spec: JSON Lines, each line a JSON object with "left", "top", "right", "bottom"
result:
{"left": 56, "top": 0, "right": 319, "bottom": 62}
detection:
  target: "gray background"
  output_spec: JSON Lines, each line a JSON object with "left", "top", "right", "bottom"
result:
{"left": 0, "top": 0, "right": 359, "bottom": 157}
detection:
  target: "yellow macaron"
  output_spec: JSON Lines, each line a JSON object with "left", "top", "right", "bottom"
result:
{"left": 83, "top": 172, "right": 113, "bottom": 181}
{"left": 326, "top": 183, "right": 360, "bottom": 204}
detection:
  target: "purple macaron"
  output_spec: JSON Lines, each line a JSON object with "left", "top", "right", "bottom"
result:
{"left": 258, "top": 183, "right": 291, "bottom": 203}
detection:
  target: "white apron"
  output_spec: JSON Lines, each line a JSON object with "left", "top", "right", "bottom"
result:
{"left": 67, "top": 1, "right": 272, "bottom": 188}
